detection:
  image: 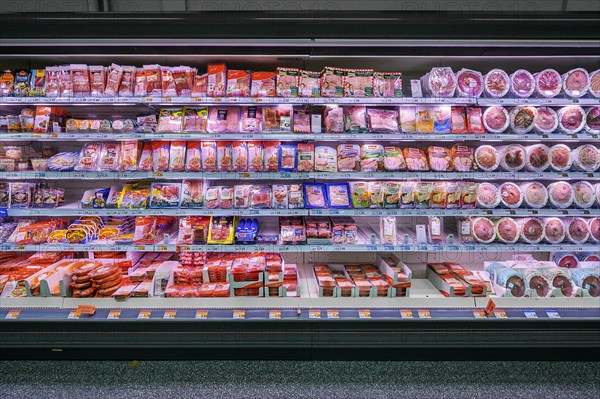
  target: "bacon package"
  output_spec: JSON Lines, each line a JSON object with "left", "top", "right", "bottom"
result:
{"left": 558, "top": 105, "right": 586, "bottom": 134}
{"left": 562, "top": 68, "right": 589, "bottom": 98}
{"left": 185, "top": 141, "right": 201, "bottom": 172}
{"left": 143, "top": 64, "right": 161, "bottom": 96}
{"left": 344, "top": 68, "right": 374, "bottom": 97}
{"left": 509, "top": 106, "right": 537, "bottom": 134}
{"left": 191, "top": 73, "right": 207, "bottom": 97}
{"left": 207, "top": 107, "right": 241, "bottom": 133}
{"left": 456, "top": 69, "right": 483, "bottom": 97}
{"left": 226, "top": 70, "right": 251, "bottom": 97}
{"left": 240, "top": 106, "right": 262, "bottom": 133}
{"left": 276, "top": 67, "right": 299, "bottom": 97}
{"left": 343, "top": 106, "right": 368, "bottom": 132}
{"left": 510, "top": 69, "right": 535, "bottom": 98}
{"left": 450, "top": 107, "right": 468, "bottom": 134}
{"left": 320, "top": 66, "right": 344, "bottom": 97}
{"left": 201, "top": 141, "right": 217, "bottom": 171}
{"left": 207, "top": 64, "right": 227, "bottom": 97}
{"left": 373, "top": 72, "right": 402, "bottom": 97}
{"left": 250, "top": 72, "right": 276, "bottom": 97}
{"left": 367, "top": 108, "right": 399, "bottom": 133}
{"left": 299, "top": 70, "right": 321, "bottom": 97}
{"left": 534, "top": 107, "right": 559, "bottom": 134}
{"left": 70, "top": 64, "right": 90, "bottom": 97}
{"left": 586, "top": 106, "right": 600, "bottom": 133}
{"left": 535, "top": 69, "right": 562, "bottom": 98}
{"left": 484, "top": 69, "right": 510, "bottom": 98}
{"left": 422, "top": 67, "right": 457, "bottom": 97}
{"left": 483, "top": 106, "right": 509, "bottom": 133}
{"left": 217, "top": 141, "right": 233, "bottom": 171}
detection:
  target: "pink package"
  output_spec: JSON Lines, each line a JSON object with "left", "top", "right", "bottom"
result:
{"left": 344, "top": 69, "right": 374, "bottom": 97}
{"left": 324, "top": 106, "right": 344, "bottom": 133}
{"left": 373, "top": 72, "right": 402, "bottom": 98}
{"left": 250, "top": 72, "right": 277, "bottom": 97}
{"left": 320, "top": 66, "right": 344, "bottom": 97}
{"left": 276, "top": 67, "right": 300, "bottom": 97}
{"left": 299, "top": 70, "right": 321, "bottom": 97}
{"left": 293, "top": 110, "right": 311, "bottom": 133}
{"left": 240, "top": 106, "right": 262, "bottom": 133}
{"left": 207, "top": 107, "right": 241, "bottom": 133}
{"left": 456, "top": 69, "right": 483, "bottom": 98}
{"left": 226, "top": 70, "right": 251, "bottom": 97}
{"left": 191, "top": 73, "right": 207, "bottom": 98}
{"left": 207, "top": 64, "right": 227, "bottom": 97}
{"left": 367, "top": 109, "right": 399, "bottom": 133}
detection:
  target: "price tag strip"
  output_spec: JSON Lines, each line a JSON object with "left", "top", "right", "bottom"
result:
{"left": 163, "top": 310, "right": 177, "bottom": 319}
{"left": 358, "top": 310, "right": 371, "bottom": 319}
{"left": 233, "top": 310, "right": 246, "bottom": 319}
{"left": 494, "top": 310, "right": 508, "bottom": 319}
{"left": 417, "top": 310, "right": 431, "bottom": 319}
{"left": 473, "top": 310, "right": 487, "bottom": 319}
{"left": 400, "top": 310, "right": 413, "bottom": 319}
{"left": 5, "top": 310, "right": 21, "bottom": 319}
{"left": 308, "top": 310, "right": 321, "bottom": 319}
{"left": 546, "top": 310, "right": 561, "bottom": 319}
{"left": 195, "top": 310, "right": 208, "bottom": 319}
{"left": 107, "top": 310, "right": 121, "bottom": 320}
{"left": 268, "top": 310, "right": 282, "bottom": 319}
{"left": 138, "top": 310, "right": 152, "bottom": 319}
{"left": 326, "top": 310, "right": 340, "bottom": 319}
{"left": 524, "top": 310, "right": 538, "bottom": 319}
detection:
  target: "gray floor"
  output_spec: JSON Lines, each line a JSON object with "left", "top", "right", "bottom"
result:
{"left": 0, "top": 360, "right": 598, "bottom": 399}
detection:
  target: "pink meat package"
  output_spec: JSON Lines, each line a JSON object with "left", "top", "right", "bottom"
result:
{"left": 207, "top": 107, "right": 241, "bottom": 133}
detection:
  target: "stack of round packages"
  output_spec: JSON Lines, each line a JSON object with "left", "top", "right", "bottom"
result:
{"left": 566, "top": 217, "right": 591, "bottom": 244}
{"left": 472, "top": 217, "right": 496, "bottom": 243}
{"left": 562, "top": 68, "right": 590, "bottom": 98}
{"left": 69, "top": 261, "right": 102, "bottom": 298}
{"left": 573, "top": 144, "right": 600, "bottom": 172}
{"left": 495, "top": 217, "right": 520, "bottom": 244}
{"left": 534, "top": 68, "right": 562, "bottom": 98}
{"left": 589, "top": 217, "right": 600, "bottom": 243}
{"left": 544, "top": 217, "right": 566, "bottom": 244}
{"left": 586, "top": 106, "right": 600, "bottom": 133}
{"left": 573, "top": 181, "right": 596, "bottom": 209}
{"left": 423, "top": 67, "right": 457, "bottom": 97}
{"left": 578, "top": 252, "right": 600, "bottom": 262}
{"left": 509, "top": 106, "right": 537, "bottom": 134}
{"left": 552, "top": 252, "right": 579, "bottom": 268}
{"left": 518, "top": 217, "right": 545, "bottom": 244}
{"left": 558, "top": 106, "right": 586, "bottom": 134}
{"left": 549, "top": 144, "right": 573, "bottom": 171}
{"left": 474, "top": 145, "right": 500, "bottom": 171}
{"left": 500, "top": 144, "right": 526, "bottom": 171}
{"left": 499, "top": 182, "right": 523, "bottom": 208}
{"left": 476, "top": 183, "right": 500, "bottom": 209}
{"left": 525, "top": 144, "right": 551, "bottom": 172}
{"left": 484, "top": 69, "right": 510, "bottom": 97}
{"left": 495, "top": 267, "right": 527, "bottom": 297}
{"left": 456, "top": 69, "right": 483, "bottom": 97}
{"left": 589, "top": 69, "right": 600, "bottom": 98}
{"left": 89, "top": 264, "right": 122, "bottom": 297}
{"left": 521, "top": 182, "right": 548, "bottom": 208}
{"left": 534, "top": 107, "right": 559, "bottom": 134}
{"left": 524, "top": 269, "right": 552, "bottom": 297}
{"left": 483, "top": 106, "right": 509, "bottom": 133}
{"left": 548, "top": 268, "right": 577, "bottom": 297}
{"left": 548, "top": 181, "right": 574, "bottom": 209}
{"left": 510, "top": 69, "right": 535, "bottom": 98}
{"left": 571, "top": 268, "right": 600, "bottom": 297}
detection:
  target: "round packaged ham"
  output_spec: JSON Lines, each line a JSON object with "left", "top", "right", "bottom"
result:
{"left": 424, "top": 67, "right": 457, "bottom": 97}
{"left": 472, "top": 217, "right": 496, "bottom": 243}
{"left": 534, "top": 69, "right": 562, "bottom": 98}
{"left": 456, "top": 69, "right": 483, "bottom": 97}
{"left": 518, "top": 217, "right": 544, "bottom": 244}
{"left": 484, "top": 69, "right": 510, "bottom": 98}
{"left": 571, "top": 268, "right": 600, "bottom": 297}
{"left": 552, "top": 252, "right": 579, "bottom": 269}
{"left": 544, "top": 217, "right": 566, "bottom": 244}
{"left": 474, "top": 145, "right": 499, "bottom": 171}
{"left": 558, "top": 106, "right": 586, "bottom": 134}
{"left": 499, "top": 182, "right": 523, "bottom": 208}
{"left": 566, "top": 217, "right": 590, "bottom": 244}
{"left": 499, "top": 144, "right": 526, "bottom": 171}
{"left": 585, "top": 106, "right": 600, "bottom": 133}
{"left": 521, "top": 182, "right": 548, "bottom": 209}
{"left": 525, "top": 144, "right": 550, "bottom": 172}
{"left": 482, "top": 106, "right": 509, "bottom": 133}
{"left": 596, "top": 184, "right": 600, "bottom": 207}
{"left": 589, "top": 69, "right": 600, "bottom": 98}
{"left": 573, "top": 181, "right": 596, "bottom": 209}
{"left": 562, "top": 68, "right": 589, "bottom": 98}
{"left": 534, "top": 107, "right": 558, "bottom": 134}
{"left": 588, "top": 217, "right": 600, "bottom": 243}
{"left": 476, "top": 183, "right": 500, "bottom": 209}
{"left": 495, "top": 217, "right": 520, "bottom": 244}
{"left": 549, "top": 144, "right": 573, "bottom": 172}
{"left": 577, "top": 252, "right": 600, "bottom": 262}
{"left": 510, "top": 69, "right": 535, "bottom": 98}
{"left": 524, "top": 269, "right": 551, "bottom": 297}
{"left": 509, "top": 106, "right": 536, "bottom": 134}
{"left": 573, "top": 144, "right": 600, "bottom": 172}
{"left": 548, "top": 268, "right": 576, "bottom": 297}
{"left": 547, "top": 181, "right": 574, "bottom": 209}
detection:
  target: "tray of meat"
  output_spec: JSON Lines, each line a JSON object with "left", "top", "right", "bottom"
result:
{"left": 476, "top": 183, "right": 500, "bottom": 209}
{"left": 474, "top": 145, "right": 500, "bottom": 171}
{"left": 499, "top": 182, "right": 523, "bottom": 209}
{"left": 320, "top": 66, "right": 344, "bottom": 97}
{"left": 383, "top": 146, "right": 406, "bottom": 171}
{"left": 518, "top": 217, "right": 545, "bottom": 244}
{"left": 562, "top": 68, "right": 589, "bottom": 98}
{"left": 525, "top": 144, "right": 551, "bottom": 172}
{"left": 403, "top": 148, "right": 429, "bottom": 171}
{"left": 337, "top": 144, "right": 361, "bottom": 172}
{"left": 344, "top": 68, "right": 374, "bottom": 97}
{"left": 472, "top": 217, "right": 496, "bottom": 244}
{"left": 455, "top": 69, "right": 483, "bottom": 97}
{"left": 585, "top": 106, "right": 600, "bottom": 133}
{"left": 427, "top": 146, "right": 453, "bottom": 172}
{"left": 495, "top": 217, "right": 520, "bottom": 244}
{"left": 558, "top": 105, "right": 586, "bottom": 134}
{"left": 521, "top": 181, "right": 548, "bottom": 209}
{"left": 548, "top": 181, "right": 574, "bottom": 209}
{"left": 450, "top": 107, "right": 468, "bottom": 134}
{"left": 534, "top": 107, "right": 559, "bottom": 134}
{"left": 589, "top": 217, "right": 600, "bottom": 243}
{"left": 509, "top": 106, "right": 537, "bottom": 134}
{"left": 207, "top": 107, "right": 241, "bottom": 133}
{"left": 573, "top": 181, "right": 596, "bottom": 209}
{"left": 567, "top": 217, "right": 590, "bottom": 244}
{"left": 523, "top": 269, "right": 552, "bottom": 297}
{"left": 422, "top": 67, "right": 457, "bottom": 97}
{"left": 573, "top": 144, "right": 599, "bottom": 172}
{"left": 510, "top": 69, "right": 535, "bottom": 98}
{"left": 276, "top": 67, "right": 299, "bottom": 97}
{"left": 572, "top": 268, "right": 600, "bottom": 297}
{"left": 484, "top": 69, "right": 510, "bottom": 98}
{"left": 450, "top": 145, "right": 474, "bottom": 171}
{"left": 499, "top": 144, "right": 526, "bottom": 171}
{"left": 534, "top": 69, "right": 562, "bottom": 98}
{"left": 549, "top": 144, "right": 573, "bottom": 172}
{"left": 544, "top": 217, "right": 566, "bottom": 244}
{"left": 590, "top": 69, "right": 600, "bottom": 98}
{"left": 367, "top": 108, "right": 399, "bottom": 133}
{"left": 483, "top": 106, "right": 509, "bottom": 133}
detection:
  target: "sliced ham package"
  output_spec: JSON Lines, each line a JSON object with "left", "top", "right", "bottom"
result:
{"left": 562, "top": 68, "right": 589, "bottom": 98}
{"left": 207, "top": 107, "right": 240, "bottom": 133}
{"left": 510, "top": 69, "right": 535, "bottom": 98}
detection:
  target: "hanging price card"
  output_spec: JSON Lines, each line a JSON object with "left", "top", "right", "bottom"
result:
{"left": 107, "top": 310, "right": 121, "bottom": 320}
{"left": 233, "top": 310, "right": 245, "bottom": 319}
{"left": 195, "top": 311, "right": 208, "bottom": 319}
{"left": 269, "top": 310, "right": 282, "bottom": 319}
{"left": 163, "top": 310, "right": 177, "bottom": 319}
{"left": 5, "top": 310, "right": 21, "bottom": 319}
{"left": 400, "top": 310, "right": 413, "bottom": 319}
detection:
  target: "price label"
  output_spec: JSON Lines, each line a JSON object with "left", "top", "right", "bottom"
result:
{"left": 163, "top": 310, "right": 177, "bottom": 319}
{"left": 233, "top": 310, "right": 245, "bottom": 319}
{"left": 308, "top": 310, "right": 321, "bottom": 319}
{"left": 546, "top": 310, "right": 560, "bottom": 319}
{"left": 107, "top": 310, "right": 121, "bottom": 319}
{"left": 269, "top": 310, "right": 282, "bottom": 319}
{"left": 164, "top": 97, "right": 172, "bottom": 102}
{"left": 417, "top": 310, "right": 431, "bottom": 319}
{"left": 473, "top": 310, "right": 487, "bottom": 319}
{"left": 136, "top": 246, "right": 146, "bottom": 251}
{"left": 75, "top": 304, "right": 96, "bottom": 315}
{"left": 5, "top": 310, "right": 21, "bottom": 319}
{"left": 67, "top": 311, "right": 80, "bottom": 319}
{"left": 485, "top": 299, "right": 496, "bottom": 316}
{"left": 195, "top": 311, "right": 208, "bottom": 319}
{"left": 156, "top": 246, "right": 168, "bottom": 251}
{"left": 358, "top": 310, "right": 371, "bottom": 319}
{"left": 524, "top": 310, "right": 538, "bottom": 319}
{"left": 494, "top": 310, "right": 508, "bottom": 319}
{"left": 326, "top": 310, "right": 339, "bottom": 319}
{"left": 138, "top": 310, "right": 152, "bottom": 319}
{"left": 400, "top": 310, "right": 413, "bottom": 319}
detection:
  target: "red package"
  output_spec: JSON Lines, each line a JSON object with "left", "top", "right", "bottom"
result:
{"left": 118, "top": 66, "right": 135, "bottom": 97}
{"left": 185, "top": 141, "right": 201, "bottom": 172}
{"left": 133, "top": 216, "right": 157, "bottom": 245}
{"left": 207, "top": 64, "right": 227, "bottom": 97}
{"left": 138, "top": 142, "right": 153, "bottom": 171}
{"left": 173, "top": 66, "right": 191, "bottom": 97}
{"left": 161, "top": 66, "right": 177, "bottom": 97}
{"left": 144, "top": 64, "right": 162, "bottom": 96}
{"left": 104, "top": 64, "right": 122, "bottom": 97}
{"left": 192, "top": 73, "right": 207, "bottom": 97}
{"left": 134, "top": 69, "right": 147, "bottom": 97}
{"left": 451, "top": 107, "right": 469, "bottom": 134}
{"left": 71, "top": 64, "right": 90, "bottom": 97}
{"left": 466, "top": 107, "right": 485, "bottom": 133}
{"left": 217, "top": 141, "right": 233, "bottom": 172}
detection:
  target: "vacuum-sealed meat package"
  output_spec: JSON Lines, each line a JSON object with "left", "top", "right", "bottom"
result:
{"left": 207, "top": 64, "right": 227, "bottom": 97}
{"left": 324, "top": 106, "right": 344, "bottom": 133}
{"left": 403, "top": 148, "right": 429, "bottom": 171}
{"left": 207, "top": 107, "right": 241, "bottom": 133}
{"left": 535, "top": 69, "right": 562, "bottom": 98}
{"left": 518, "top": 217, "right": 545, "bottom": 244}
{"left": 183, "top": 107, "right": 208, "bottom": 133}
{"left": 367, "top": 108, "right": 399, "bottom": 133}
{"left": 422, "top": 67, "right": 457, "bottom": 97}
{"left": 233, "top": 141, "right": 249, "bottom": 172}
{"left": 521, "top": 181, "right": 548, "bottom": 208}
{"left": 450, "top": 145, "right": 474, "bottom": 171}
{"left": 509, "top": 106, "right": 537, "bottom": 134}
{"left": 472, "top": 217, "right": 496, "bottom": 243}
{"left": 400, "top": 106, "right": 417, "bottom": 133}
{"left": 217, "top": 142, "right": 233, "bottom": 172}
{"left": 314, "top": 146, "right": 337, "bottom": 172}
{"left": 337, "top": 144, "right": 360, "bottom": 172}
{"left": 484, "top": 69, "right": 510, "bottom": 98}
{"left": 544, "top": 217, "right": 566, "bottom": 244}
{"left": 476, "top": 183, "right": 500, "bottom": 209}
{"left": 558, "top": 106, "right": 586, "bottom": 133}
{"left": 573, "top": 144, "right": 599, "bottom": 172}
{"left": 263, "top": 106, "right": 292, "bottom": 132}
{"left": 585, "top": 106, "right": 600, "bottom": 133}
{"left": 572, "top": 181, "right": 595, "bottom": 209}
{"left": 344, "top": 68, "right": 374, "bottom": 97}
{"left": 185, "top": 141, "right": 201, "bottom": 172}
{"left": 549, "top": 144, "right": 573, "bottom": 171}
{"left": 548, "top": 181, "right": 574, "bottom": 209}
{"left": 427, "top": 146, "right": 453, "bottom": 172}
{"left": 525, "top": 144, "right": 551, "bottom": 172}
{"left": 240, "top": 106, "right": 262, "bottom": 133}
{"left": 499, "top": 144, "right": 526, "bottom": 171}
{"left": 499, "top": 182, "right": 523, "bottom": 209}
{"left": 534, "top": 107, "right": 559, "bottom": 134}
{"left": 226, "top": 70, "right": 251, "bottom": 97}
{"left": 360, "top": 144, "right": 384, "bottom": 172}
{"left": 510, "top": 69, "right": 535, "bottom": 98}
{"left": 383, "top": 146, "right": 406, "bottom": 171}
{"left": 263, "top": 141, "right": 279, "bottom": 171}
{"left": 373, "top": 72, "right": 402, "bottom": 97}
{"left": 343, "top": 106, "right": 368, "bottom": 133}
{"left": 201, "top": 141, "right": 217, "bottom": 171}
{"left": 293, "top": 109, "right": 311, "bottom": 133}
{"left": 416, "top": 106, "right": 434, "bottom": 133}
{"left": 276, "top": 67, "right": 299, "bottom": 97}
{"left": 320, "top": 66, "right": 344, "bottom": 97}
{"left": 456, "top": 69, "right": 483, "bottom": 97}
{"left": 299, "top": 70, "right": 320, "bottom": 97}
{"left": 566, "top": 217, "right": 590, "bottom": 244}
{"left": 483, "top": 106, "right": 509, "bottom": 133}
{"left": 562, "top": 68, "right": 589, "bottom": 98}
{"left": 250, "top": 72, "right": 276, "bottom": 97}
{"left": 589, "top": 69, "right": 600, "bottom": 98}
{"left": 450, "top": 107, "right": 468, "bottom": 133}
{"left": 466, "top": 107, "right": 485, "bottom": 133}
{"left": 495, "top": 217, "right": 520, "bottom": 244}
{"left": 474, "top": 145, "right": 500, "bottom": 171}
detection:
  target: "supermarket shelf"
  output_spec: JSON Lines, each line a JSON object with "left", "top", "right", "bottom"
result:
{"left": 6, "top": 205, "right": 598, "bottom": 217}
{"left": 1, "top": 243, "right": 597, "bottom": 253}
{"left": 2, "top": 132, "right": 598, "bottom": 142}
{"left": 1, "top": 96, "right": 598, "bottom": 106}
{"left": 2, "top": 170, "right": 598, "bottom": 181}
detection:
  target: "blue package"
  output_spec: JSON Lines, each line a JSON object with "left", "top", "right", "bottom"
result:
{"left": 433, "top": 106, "right": 451, "bottom": 133}
{"left": 236, "top": 218, "right": 259, "bottom": 243}
{"left": 303, "top": 182, "right": 327, "bottom": 209}
{"left": 92, "top": 188, "right": 111, "bottom": 208}
{"left": 326, "top": 182, "right": 352, "bottom": 208}
{"left": 278, "top": 144, "right": 297, "bottom": 172}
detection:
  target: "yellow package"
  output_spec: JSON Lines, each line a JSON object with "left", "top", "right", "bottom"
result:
{"left": 416, "top": 106, "right": 434, "bottom": 133}
{"left": 207, "top": 216, "right": 238, "bottom": 245}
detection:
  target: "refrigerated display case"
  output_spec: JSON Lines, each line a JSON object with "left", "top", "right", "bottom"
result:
{"left": 0, "top": 10, "right": 599, "bottom": 360}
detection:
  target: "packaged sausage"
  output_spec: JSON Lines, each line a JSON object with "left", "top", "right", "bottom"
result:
{"left": 184, "top": 141, "right": 201, "bottom": 172}
{"left": 263, "top": 105, "right": 291, "bottom": 132}
{"left": 450, "top": 106, "right": 469, "bottom": 134}
{"left": 299, "top": 70, "right": 321, "bottom": 97}
{"left": 207, "top": 64, "right": 227, "bottom": 97}
{"left": 263, "top": 141, "right": 280, "bottom": 171}
{"left": 276, "top": 67, "right": 299, "bottom": 97}
{"left": 466, "top": 107, "right": 485, "bottom": 133}
{"left": 157, "top": 107, "right": 184, "bottom": 133}
{"left": 201, "top": 141, "right": 217, "bottom": 171}
{"left": 327, "top": 183, "right": 352, "bottom": 208}
{"left": 226, "top": 70, "right": 251, "bottom": 97}
{"left": 534, "top": 107, "right": 559, "bottom": 134}
{"left": 324, "top": 106, "right": 344, "bottom": 133}
{"left": 143, "top": 64, "right": 162, "bottom": 96}
{"left": 152, "top": 141, "right": 170, "bottom": 172}
{"left": 207, "top": 106, "right": 241, "bottom": 133}
{"left": 360, "top": 144, "right": 384, "bottom": 172}
{"left": 168, "top": 141, "right": 186, "bottom": 172}
{"left": 344, "top": 68, "right": 374, "bottom": 97}
{"left": 343, "top": 106, "right": 368, "bottom": 133}
{"left": 303, "top": 183, "right": 327, "bottom": 208}
{"left": 457, "top": 216, "right": 474, "bottom": 242}
{"left": 383, "top": 146, "right": 406, "bottom": 171}
{"left": 71, "top": 64, "right": 90, "bottom": 97}
{"left": 518, "top": 217, "right": 545, "bottom": 244}
{"left": 104, "top": 64, "right": 122, "bottom": 97}
{"left": 403, "top": 148, "right": 429, "bottom": 171}
{"left": 510, "top": 69, "right": 535, "bottom": 98}
{"left": 566, "top": 217, "right": 590, "bottom": 244}
{"left": 337, "top": 144, "right": 360, "bottom": 172}
{"left": 134, "top": 68, "right": 147, "bottom": 97}
{"left": 422, "top": 67, "right": 457, "bottom": 97}
{"left": 544, "top": 217, "right": 566, "bottom": 244}
{"left": 415, "top": 106, "right": 434, "bottom": 133}
{"left": 44, "top": 67, "right": 60, "bottom": 97}
{"left": 314, "top": 146, "right": 337, "bottom": 172}
{"left": 427, "top": 146, "right": 453, "bottom": 172}
{"left": 472, "top": 217, "right": 496, "bottom": 244}
{"left": 137, "top": 142, "right": 154, "bottom": 172}
{"left": 320, "top": 66, "right": 344, "bottom": 97}
{"left": 58, "top": 66, "right": 73, "bottom": 97}
{"left": 217, "top": 141, "right": 233, "bottom": 172}
{"left": 207, "top": 216, "right": 236, "bottom": 244}
{"left": 456, "top": 69, "right": 483, "bottom": 97}
{"left": 250, "top": 72, "right": 276, "bottom": 97}
{"left": 74, "top": 143, "right": 102, "bottom": 172}
{"left": 400, "top": 106, "right": 417, "bottom": 133}
{"left": 183, "top": 107, "right": 208, "bottom": 133}
{"left": 548, "top": 181, "right": 574, "bottom": 209}
{"left": 191, "top": 73, "right": 207, "bottom": 97}
{"left": 433, "top": 106, "right": 451, "bottom": 133}
{"left": 484, "top": 69, "right": 510, "bottom": 98}
{"left": 160, "top": 66, "right": 177, "bottom": 97}
{"left": 350, "top": 181, "right": 369, "bottom": 208}
{"left": 232, "top": 141, "right": 249, "bottom": 172}
{"left": 240, "top": 106, "right": 262, "bottom": 133}
{"left": 247, "top": 141, "right": 264, "bottom": 172}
